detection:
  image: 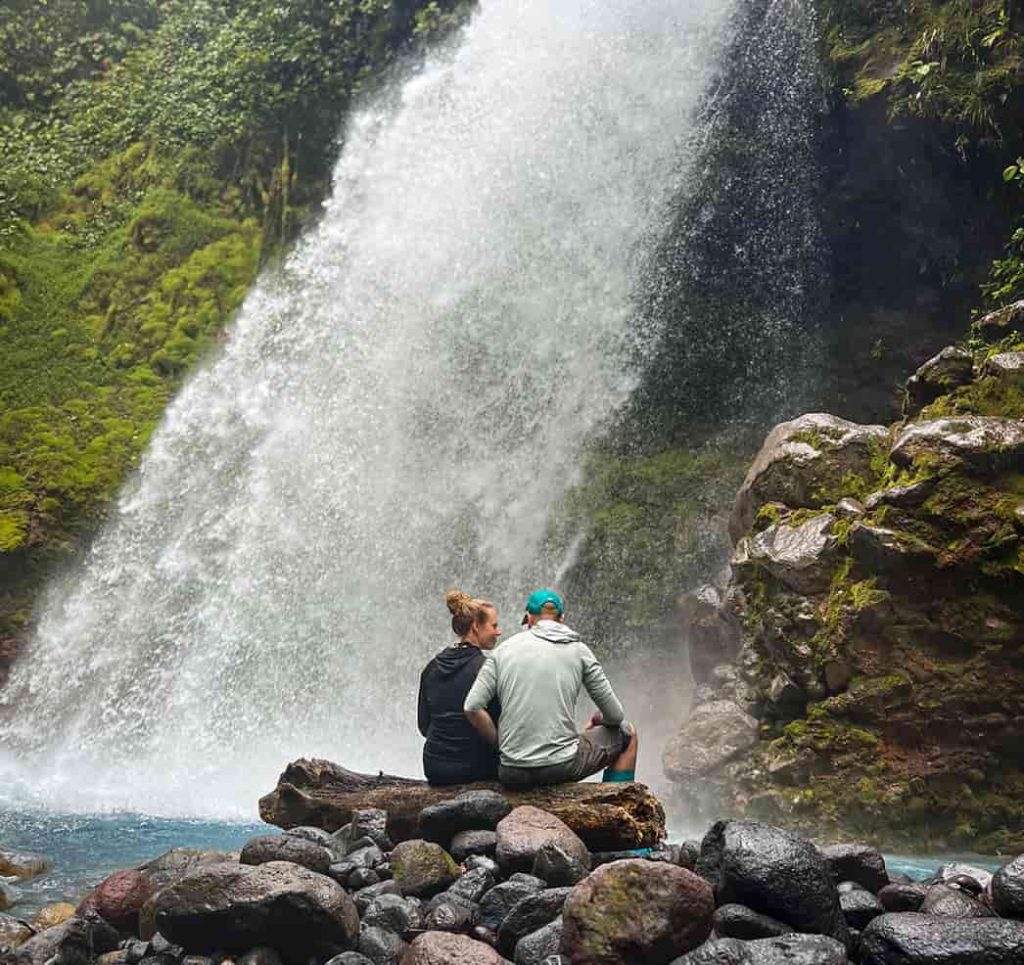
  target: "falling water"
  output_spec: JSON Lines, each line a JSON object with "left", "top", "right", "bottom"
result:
{"left": 0, "top": 0, "right": 747, "bottom": 816}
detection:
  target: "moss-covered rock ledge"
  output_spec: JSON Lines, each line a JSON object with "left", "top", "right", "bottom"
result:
{"left": 665, "top": 300, "right": 1024, "bottom": 854}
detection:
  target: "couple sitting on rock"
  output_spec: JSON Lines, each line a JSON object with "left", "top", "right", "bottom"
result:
{"left": 417, "top": 587, "right": 638, "bottom": 788}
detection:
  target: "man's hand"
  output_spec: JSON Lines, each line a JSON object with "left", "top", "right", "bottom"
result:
{"left": 465, "top": 709, "right": 499, "bottom": 747}
{"left": 587, "top": 711, "right": 604, "bottom": 728}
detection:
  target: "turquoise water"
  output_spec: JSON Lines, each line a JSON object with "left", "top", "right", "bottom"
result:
{"left": 0, "top": 810, "right": 1007, "bottom": 918}
{"left": 0, "top": 810, "right": 267, "bottom": 914}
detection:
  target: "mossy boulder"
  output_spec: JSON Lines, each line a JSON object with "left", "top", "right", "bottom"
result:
{"left": 664, "top": 345, "right": 1024, "bottom": 850}
{"left": 389, "top": 840, "right": 457, "bottom": 898}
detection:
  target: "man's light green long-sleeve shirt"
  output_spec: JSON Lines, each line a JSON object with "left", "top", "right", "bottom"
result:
{"left": 464, "top": 619, "right": 624, "bottom": 768}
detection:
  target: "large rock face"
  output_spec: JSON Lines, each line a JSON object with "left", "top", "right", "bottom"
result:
{"left": 665, "top": 334, "right": 1024, "bottom": 852}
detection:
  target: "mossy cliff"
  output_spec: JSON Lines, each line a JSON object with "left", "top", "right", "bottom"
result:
{"left": 665, "top": 304, "right": 1024, "bottom": 853}
{"left": 0, "top": 0, "right": 469, "bottom": 682}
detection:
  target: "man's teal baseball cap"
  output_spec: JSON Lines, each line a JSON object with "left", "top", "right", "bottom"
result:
{"left": 523, "top": 588, "right": 564, "bottom": 623}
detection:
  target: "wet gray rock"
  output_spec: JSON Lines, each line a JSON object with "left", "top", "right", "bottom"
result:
{"left": 495, "top": 887, "right": 569, "bottom": 957}
{"left": 822, "top": 844, "right": 888, "bottom": 893}
{"left": 976, "top": 298, "right": 1024, "bottom": 338}
{"left": 697, "top": 820, "right": 848, "bottom": 947}
{"left": 877, "top": 882, "right": 928, "bottom": 913}
{"left": 349, "top": 868, "right": 381, "bottom": 890}
{"left": 840, "top": 887, "right": 884, "bottom": 929}
{"left": 350, "top": 810, "right": 393, "bottom": 852}
{"left": 890, "top": 416, "right": 1024, "bottom": 471}
{"left": 0, "top": 916, "right": 34, "bottom": 954}
{"left": 237, "top": 948, "right": 282, "bottom": 965}
{"left": 348, "top": 845, "right": 385, "bottom": 870}
{"left": 663, "top": 701, "right": 758, "bottom": 783}
{"left": 136, "top": 850, "right": 236, "bottom": 894}
{"left": 860, "top": 912, "right": 1024, "bottom": 964}
{"left": 422, "top": 900, "right": 475, "bottom": 934}
{"left": 239, "top": 835, "right": 333, "bottom": 875}
{"left": 463, "top": 855, "right": 500, "bottom": 878}
{"left": 992, "top": 853, "right": 1024, "bottom": 918}
{"left": 445, "top": 867, "right": 495, "bottom": 905}
{"left": 355, "top": 924, "right": 406, "bottom": 965}
{"left": 918, "top": 884, "right": 993, "bottom": 918}
{"left": 477, "top": 875, "right": 546, "bottom": 933}
{"left": 730, "top": 413, "right": 888, "bottom": 542}
{"left": 449, "top": 831, "right": 496, "bottom": 863}
{"left": 732, "top": 514, "right": 838, "bottom": 595}
{"left": 932, "top": 862, "right": 993, "bottom": 892}
{"left": 495, "top": 807, "right": 588, "bottom": 876}
{"left": 906, "top": 346, "right": 974, "bottom": 412}
{"left": 353, "top": 881, "right": 402, "bottom": 915}
{"left": 323, "top": 954, "right": 374, "bottom": 965}
{"left": 672, "top": 934, "right": 849, "bottom": 964}
{"left": 362, "top": 894, "right": 422, "bottom": 937}
{"left": 713, "top": 903, "right": 793, "bottom": 940}
{"left": 151, "top": 861, "right": 359, "bottom": 963}
{"left": 419, "top": 792, "right": 512, "bottom": 847}
{"left": 285, "top": 827, "right": 343, "bottom": 859}
{"left": 512, "top": 918, "right": 562, "bottom": 965}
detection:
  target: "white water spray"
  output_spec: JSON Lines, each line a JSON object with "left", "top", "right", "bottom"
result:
{"left": 1, "top": 0, "right": 737, "bottom": 817}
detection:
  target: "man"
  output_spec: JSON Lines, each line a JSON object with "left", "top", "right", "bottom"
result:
{"left": 464, "top": 588, "right": 638, "bottom": 787}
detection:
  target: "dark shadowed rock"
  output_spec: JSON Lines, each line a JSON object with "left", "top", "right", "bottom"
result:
{"left": 390, "top": 841, "right": 457, "bottom": 898}
{"left": 513, "top": 918, "right": 561, "bottom": 965}
{"left": 9, "top": 915, "right": 119, "bottom": 965}
{"left": 933, "top": 862, "right": 993, "bottom": 892}
{"left": 696, "top": 821, "right": 848, "bottom": 947}
{"left": 918, "top": 884, "right": 993, "bottom": 918}
{"left": 449, "top": 831, "right": 497, "bottom": 863}
{"left": 423, "top": 900, "right": 475, "bottom": 934}
{"left": 860, "top": 913, "right": 1024, "bottom": 964}
{"left": 151, "top": 860, "right": 358, "bottom": 963}
{"left": 905, "top": 346, "right": 974, "bottom": 412}
{"left": 713, "top": 903, "right": 793, "bottom": 940}
{"left": 663, "top": 702, "right": 758, "bottom": 783}
{"left": 673, "top": 934, "right": 848, "bottom": 964}
{"left": 240, "top": 834, "right": 333, "bottom": 874}
{"left": 840, "top": 888, "right": 884, "bottom": 929}
{"left": 562, "top": 859, "right": 713, "bottom": 964}
{"left": 530, "top": 841, "right": 589, "bottom": 886}
{"left": 77, "top": 869, "right": 153, "bottom": 932}
{"left": 399, "top": 931, "right": 508, "bottom": 964}
{"left": 878, "top": 881, "right": 928, "bottom": 912}
{"left": 992, "top": 853, "right": 1024, "bottom": 918}
{"left": 357, "top": 924, "right": 407, "bottom": 965}
{"left": 495, "top": 807, "right": 589, "bottom": 875}
{"left": 821, "top": 844, "right": 888, "bottom": 893}
{"left": 353, "top": 881, "right": 403, "bottom": 915}
{"left": 237, "top": 948, "right": 282, "bottom": 965}
{"left": 495, "top": 888, "right": 569, "bottom": 957}
{"left": 675, "top": 585, "right": 742, "bottom": 685}
{"left": 419, "top": 792, "right": 513, "bottom": 847}
{"left": 477, "top": 875, "right": 546, "bottom": 933}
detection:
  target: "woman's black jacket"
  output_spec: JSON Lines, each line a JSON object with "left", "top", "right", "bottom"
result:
{"left": 418, "top": 645, "right": 499, "bottom": 785}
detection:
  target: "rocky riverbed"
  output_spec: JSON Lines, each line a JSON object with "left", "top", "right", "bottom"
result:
{"left": 3, "top": 792, "right": 1024, "bottom": 965}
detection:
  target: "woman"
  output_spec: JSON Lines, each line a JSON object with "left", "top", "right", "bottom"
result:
{"left": 417, "top": 589, "right": 501, "bottom": 785}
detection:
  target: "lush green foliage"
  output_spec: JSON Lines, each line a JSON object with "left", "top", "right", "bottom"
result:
{"left": 0, "top": 0, "right": 469, "bottom": 641}
{"left": 550, "top": 441, "right": 748, "bottom": 653}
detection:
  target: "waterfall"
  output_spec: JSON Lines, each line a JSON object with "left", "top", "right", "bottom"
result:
{"left": 0, "top": 0, "right": 820, "bottom": 818}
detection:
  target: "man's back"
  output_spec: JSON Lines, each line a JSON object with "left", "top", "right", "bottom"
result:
{"left": 465, "top": 619, "right": 623, "bottom": 768}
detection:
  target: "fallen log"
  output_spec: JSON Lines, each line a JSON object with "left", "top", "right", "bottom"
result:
{"left": 258, "top": 758, "right": 666, "bottom": 852}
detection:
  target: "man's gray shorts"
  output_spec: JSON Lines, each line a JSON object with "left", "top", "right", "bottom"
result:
{"left": 498, "top": 724, "right": 630, "bottom": 788}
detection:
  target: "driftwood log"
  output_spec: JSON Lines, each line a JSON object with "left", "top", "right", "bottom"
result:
{"left": 258, "top": 758, "right": 666, "bottom": 851}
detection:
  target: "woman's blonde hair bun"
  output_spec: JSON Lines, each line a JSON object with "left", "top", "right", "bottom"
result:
{"left": 446, "top": 588, "right": 473, "bottom": 616}
{"left": 445, "top": 588, "right": 495, "bottom": 638}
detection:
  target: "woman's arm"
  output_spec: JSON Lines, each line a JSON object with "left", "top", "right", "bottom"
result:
{"left": 417, "top": 664, "right": 432, "bottom": 738}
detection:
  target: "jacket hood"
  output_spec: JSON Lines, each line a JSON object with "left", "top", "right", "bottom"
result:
{"left": 529, "top": 619, "right": 581, "bottom": 644}
{"left": 432, "top": 645, "right": 483, "bottom": 678}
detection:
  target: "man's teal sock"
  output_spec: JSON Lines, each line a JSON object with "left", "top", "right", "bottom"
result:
{"left": 602, "top": 768, "right": 635, "bottom": 782}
